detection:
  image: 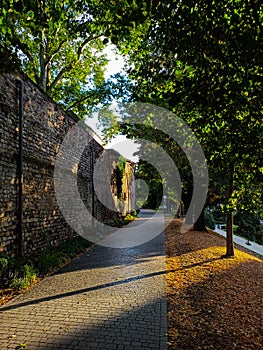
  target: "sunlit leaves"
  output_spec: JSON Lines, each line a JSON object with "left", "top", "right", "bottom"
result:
{"left": 1, "top": 0, "right": 138, "bottom": 118}
{"left": 113, "top": 0, "right": 263, "bottom": 253}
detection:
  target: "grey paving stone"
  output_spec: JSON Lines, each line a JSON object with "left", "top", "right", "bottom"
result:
{"left": 0, "top": 210, "right": 167, "bottom": 349}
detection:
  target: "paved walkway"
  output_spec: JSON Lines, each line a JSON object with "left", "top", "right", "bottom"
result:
{"left": 0, "top": 210, "right": 167, "bottom": 350}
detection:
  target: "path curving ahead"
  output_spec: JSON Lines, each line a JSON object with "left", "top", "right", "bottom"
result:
{"left": 0, "top": 209, "right": 167, "bottom": 350}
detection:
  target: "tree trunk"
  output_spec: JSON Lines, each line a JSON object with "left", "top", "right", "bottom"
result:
{"left": 193, "top": 208, "right": 207, "bottom": 231}
{"left": 226, "top": 211, "right": 234, "bottom": 256}
{"left": 39, "top": 28, "right": 47, "bottom": 91}
{"left": 226, "top": 163, "right": 235, "bottom": 257}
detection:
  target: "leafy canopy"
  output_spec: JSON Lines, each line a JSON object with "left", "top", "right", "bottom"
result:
{"left": 0, "top": 0, "right": 150, "bottom": 118}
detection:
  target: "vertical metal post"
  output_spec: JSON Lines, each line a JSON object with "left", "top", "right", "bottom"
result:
{"left": 18, "top": 79, "right": 24, "bottom": 259}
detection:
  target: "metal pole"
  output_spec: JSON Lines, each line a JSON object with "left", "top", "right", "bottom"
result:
{"left": 18, "top": 79, "right": 24, "bottom": 259}
{"left": 91, "top": 140, "right": 95, "bottom": 221}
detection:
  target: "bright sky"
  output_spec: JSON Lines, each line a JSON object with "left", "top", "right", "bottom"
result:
{"left": 104, "top": 45, "right": 126, "bottom": 80}
{"left": 85, "top": 44, "right": 124, "bottom": 134}
{"left": 86, "top": 45, "right": 140, "bottom": 162}
{"left": 105, "top": 135, "right": 140, "bottom": 162}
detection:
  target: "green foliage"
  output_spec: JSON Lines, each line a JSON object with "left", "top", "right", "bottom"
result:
{"left": 0, "top": 1, "right": 146, "bottom": 118}
{"left": 29, "top": 236, "right": 92, "bottom": 276}
{"left": 131, "top": 209, "right": 138, "bottom": 216}
{"left": 136, "top": 160, "right": 163, "bottom": 209}
{"left": 0, "top": 236, "right": 92, "bottom": 290}
{"left": 204, "top": 209, "right": 216, "bottom": 230}
{"left": 114, "top": 156, "right": 126, "bottom": 200}
{"left": 204, "top": 206, "right": 263, "bottom": 245}
{"left": 10, "top": 265, "right": 37, "bottom": 290}
{"left": 114, "top": 0, "right": 263, "bottom": 255}
{"left": 115, "top": 123, "right": 189, "bottom": 210}
{"left": 0, "top": 255, "right": 37, "bottom": 290}
{"left": 124, "top": 213, "right": 136, "bottom": 221}
{"left": 0, "top": 255, "right": 9, "bottom": 271}
{"left": 257, "top": 227, "right": 263, "bottom": 246}
{"left": 210, "top": 206, "right": 226, "bottom": 224}
{"left": 116, "top": 156, "right": 126, "bottom": 176}
{"left": 235, "top": 211, "right": 263, "bottom": 245}
{"left": 30, "top": 250, "right": 67, "bottom": 276}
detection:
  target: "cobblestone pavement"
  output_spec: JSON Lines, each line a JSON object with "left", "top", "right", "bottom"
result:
{"left": 0, "top": 210, "right": 167, "bottom": 350}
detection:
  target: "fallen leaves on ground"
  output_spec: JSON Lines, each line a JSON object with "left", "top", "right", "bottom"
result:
{"left": 166, "top": 219, "right": 263, "bottom": 350}
{"left": 0, "top": 288, "right": 17, "bottom": 306}
{"left": 0, "top": 280, "right": 40, "bottom": 307}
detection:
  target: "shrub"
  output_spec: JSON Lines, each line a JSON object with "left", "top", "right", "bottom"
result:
{"left": 234, "top": 211, "right": 263, "bottom": 245}
{"left": 0, "top": 236, "right": 92, "bottom": 291}
{"left": 124, "top": 213, "right": 136, "bottom": 221}
{"left": 10, "top": 265, "right": 37, "bottom": 290}
{"left": 204, "top": 209, "right": 216, "bottom": 229}
{"left": 211, "top": 206, "right": 225, "bottom": 223}
{"left": 29, "top": 236, "right": 92, "bottom": 276}
{"left": 0, "top": 255, "right": 37, "bottom": 290}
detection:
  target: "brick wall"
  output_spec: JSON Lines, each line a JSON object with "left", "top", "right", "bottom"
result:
{"left": 0, "top": 72, "right": 129, "bottom": 257}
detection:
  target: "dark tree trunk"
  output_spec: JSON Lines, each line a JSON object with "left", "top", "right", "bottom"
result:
{"left": 193, "top": 208, "right": 207, "bottom": 231}
{"left": 226, "top": 211, "right": 234, "bottom": 256}
{"left": 226, "top": 163, "right": 235, "bottom": 257}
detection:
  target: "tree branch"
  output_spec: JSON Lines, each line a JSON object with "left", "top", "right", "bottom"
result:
{"left": 46, "top": 39, "right": 67, "bottom": 66}
{"left": 46, "top": 64, "right": 72, "bottom": 93}
{"left": 66, "top": 92, "right": 94, "bottom": 111}
{"left": 47, "top": 34, "right": 103, "bottom": 92}
{"left": 77, "top": 34, "right": 103, "bottom": 59}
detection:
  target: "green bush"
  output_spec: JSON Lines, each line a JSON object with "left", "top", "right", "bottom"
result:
{"left": 131, "top": 209, "right": 138, "bottom": 217}
{"left": 10, "top": 265, "right": 37, "bottom": 290}
{"left": 0, "top": 255, "right": 37, "bottom": 290}
{"left": 0, "top": 256, "right": 9, "bottom": 271}
{"left": 30, "top": 250, "right": 67, "bottom": 276}
{"left": 124, "top": 213, "right": 136, "bottom": 221}
{"left": 29, "top": 236, "right": 92, "bottom": 276}
{"left": 204, "top": 209, "right": 216, "bottom": 229}
{"left": 211, "top": 206, "right": 225, "bottom": 223}
{"left": 255, "top": 226, "right": 263, "bottom": 245}
{"left": 234, "top": 211, "right": 263, "bottom": 245}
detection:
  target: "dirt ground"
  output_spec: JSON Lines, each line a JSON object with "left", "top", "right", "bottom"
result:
{"left": 165, "top": 219, "right": 263, "bottom": 350}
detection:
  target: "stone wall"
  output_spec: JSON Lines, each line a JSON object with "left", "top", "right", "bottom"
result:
{"left": 0, "top": 72, "right": 133, "bottom": 257}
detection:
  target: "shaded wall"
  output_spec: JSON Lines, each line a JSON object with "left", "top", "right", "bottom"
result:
{"left": 0, "top": 72, "right": 130, "bottom": 257}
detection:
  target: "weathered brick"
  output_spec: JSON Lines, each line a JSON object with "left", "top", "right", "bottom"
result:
{"left": 0, "top": 73, "right": 135, "bottom": 256}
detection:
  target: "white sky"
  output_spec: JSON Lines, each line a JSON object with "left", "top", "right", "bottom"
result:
{"left": 104, "top": 45, "right": 126, "bottom": 79}
{"left": 105, "top": 135, "right": 140, "bottom": 162}
{"left": 86, "top": 44, "right": 124, "bottom": 134}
